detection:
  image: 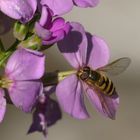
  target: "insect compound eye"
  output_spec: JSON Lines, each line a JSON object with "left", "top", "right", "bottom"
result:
{"left": 77, "top": 66, "right": 90, "bottom": 81}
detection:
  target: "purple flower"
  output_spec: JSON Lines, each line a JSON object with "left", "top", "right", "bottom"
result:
{"left": 28, "top": 87, "right": 62, "bottom": 137}
{"left": 0, "top": 48, "right": 45, "bottom": 122}
{"left": 35, "top": 6, "right": 71, "bottom": 45}
{"left": 56, "top": 22, "right": 119, "bottom": 119}
{"left": 0, "top": 89, "right": 6, "bottom": 123}
{"left": 0, "top": 0, "right": 37, "bottom": 23}
{"left": 41, "top": 0, "right": 99, "bottom": 16}
{"left": 73, "top": 0, "right": 99, "bottom": 8}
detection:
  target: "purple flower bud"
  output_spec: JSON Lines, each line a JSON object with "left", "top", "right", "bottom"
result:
{"left": 35, "top": 6, "right": 71, "bottom": 45}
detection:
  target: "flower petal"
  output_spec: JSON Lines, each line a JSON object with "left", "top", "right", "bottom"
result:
{"left": 42, "top": 18, "right": 71, "bottom": 45}
{"left": 74, "top": 0, "right": 99, "bottom": 8}
{"left": 43, "top": 29, "right": 66, "bottom": 45}
{"left": 41, "top": 0, "right": 73, "bottom": 16}
{"left": 58, "top": 22, "right": 88, "bottom": 68}
{"left": 28, "top": 112, "right": 48, "bottom": 137}
{"left": 0, "top": 0, "right": 37, "bottom": 23}
{"left": 85, "top": 86, "right": 119, "bottom": 119}
{"left": 0, "top": 89, "right": 6, "bottom": 123}
{"left": 5, "top": 48, "right": 45, "bottom": 81}
{"left": 28, "top": 94, "right": 61, "bottom": 137}
{"left": 8, "top": 81, "right": 42, "bottom": 112}
{"left": 39, "top": 6, "right": 52, "bottom": 26}
{"left": 56, "top": 74, "right": 89, "bottom": 119}
{"left": 86, "top": 33, "right": 110, "bottom": 69}
{"left": 35, "top": 22, "right": 52, "bottom": 40}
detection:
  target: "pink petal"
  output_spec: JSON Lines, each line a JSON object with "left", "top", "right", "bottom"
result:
{"left": 86, "top": 34, "right": 110, "bottom": 69}
{"left": 50, "top": 18, "right": 67, "bottom": 31}
{"left": 58, "top": 22, "right": 88, "bottom": 68}
{"left": 8, "top": 81, "right": 43, "bottom": 112}
{"left": 5, "top": 48, "right": 45, "bottom": 81}
{"left": 85, "top": 85, "right": 119, "bottom": 119}
{"left": 56, "top": 74, "right": 89, "bottom": 119}
{"left": 0, "top": 89, "right": 6, "bottom": 123}
{"left": 41, "top": 0, "right": 73, "bottom": 16}
{"left": 74, "top": 0, "right": 99, "bottom": 8}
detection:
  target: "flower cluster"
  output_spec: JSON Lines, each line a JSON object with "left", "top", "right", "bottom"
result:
{"left": 0, "top": 0, "right": 130, "bottom": 139}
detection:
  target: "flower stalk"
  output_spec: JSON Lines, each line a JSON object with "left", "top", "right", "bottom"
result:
{"left": 42, "top": 70, "right": 77, "bottom": 86}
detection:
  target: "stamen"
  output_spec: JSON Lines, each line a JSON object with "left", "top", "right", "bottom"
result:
{"left": 0, "top": 76, "right": 13, "bottom": 88}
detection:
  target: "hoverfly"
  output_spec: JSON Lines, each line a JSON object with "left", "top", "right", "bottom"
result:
{"left": 77, "top": 57, "right": 131, "bottom": 96}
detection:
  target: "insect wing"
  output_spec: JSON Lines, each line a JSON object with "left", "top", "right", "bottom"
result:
{"left": 85, "top": 86, "right": 118, "bottom": 119}
{"left": 97, "top": 57, "right": 131, "bottom": 76}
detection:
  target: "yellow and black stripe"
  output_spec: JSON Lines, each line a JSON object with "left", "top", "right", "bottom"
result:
{"left": 77, "top": 67, "right": 116, "bottom": 96}
{"left": 97, "top": 75, "right": 115, "bottom": 96}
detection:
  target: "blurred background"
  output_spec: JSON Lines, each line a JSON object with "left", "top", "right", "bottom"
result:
{"left": 0, "top": 0, "right": 140, "bottom": 140}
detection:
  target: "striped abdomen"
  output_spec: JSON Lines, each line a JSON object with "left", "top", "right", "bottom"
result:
{"left": 85, "top": 70, "right": 115, "bottom": 96}
{"left": 95, "top": 74, "right": 115, "bottom": 96}
{"left": 77, "top": 67, "right": 115, "bottom": 96}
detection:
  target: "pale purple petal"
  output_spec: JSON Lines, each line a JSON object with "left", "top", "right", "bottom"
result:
{"left": 56, "top": 74, "right": 89, "bottom": 119}
{"left": 85, "top": 85, "right": 119, "bottom": 119}
{"left": 39, "top": 6, "right": 52, "bottom": 27}
{"left": 58, "top": 22, "right": 88, "bottom": 68}
{"left": 5, "top": 48, "right": 45, "bottom": 81}
{"left": 41, "top": 0, "right": 73, "bottom": 16}
{"left": 8, "top": 81, "right": 42, "bottom": 112}
{"left": 0, "top": 0, "right": 37, "bottom": 23}
{"left": 35, "top": 22, "right": 52, "bottom": 40}
{"left": 73, "top": 0, "right": 99, "bottom": 8}
{"left": 0, "top": 89, "right": 6, "bottom": 123}
{"left": 86, "top": 34, "right": 110, "bottom": 69}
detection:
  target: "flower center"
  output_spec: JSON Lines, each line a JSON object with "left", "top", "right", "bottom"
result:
{"left": 0, "top": 76, "right": 13, "bottom": 89}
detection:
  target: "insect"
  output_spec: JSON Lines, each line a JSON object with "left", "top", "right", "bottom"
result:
{"left": 77, "top": 57, "right": 131, "bottom": 96}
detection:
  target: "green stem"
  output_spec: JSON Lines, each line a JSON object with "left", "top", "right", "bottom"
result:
{"left": 0, "top": 38, "right": 5, "bottom": 51}
{"left": 42, "top": 70, "right": 77, "bottom": 86}
{"left": 0, "top": 40, "right": 19, "bottom": 68}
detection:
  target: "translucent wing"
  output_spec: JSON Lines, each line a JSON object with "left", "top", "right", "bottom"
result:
{"left": 85, "top": 85, "right": 118, "bottom": 119}
{"left": 97, "top": 57, "right": 131, "bottom": 76}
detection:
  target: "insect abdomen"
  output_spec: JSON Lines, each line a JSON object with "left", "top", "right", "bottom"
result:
{"left": 97, "top": 75, "right": 115, "bottom": 96}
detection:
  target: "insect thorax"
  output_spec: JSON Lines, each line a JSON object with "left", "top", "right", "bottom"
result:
{"left": 77, "top": 66, "right": 101, "bottom": 83}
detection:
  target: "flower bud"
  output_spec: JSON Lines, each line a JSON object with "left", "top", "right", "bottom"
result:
{"left": 13, "top": 22, "right": 29, "bottom": 41}
{"left": 19, "top": 35, "right": 42, "bottom": 50}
